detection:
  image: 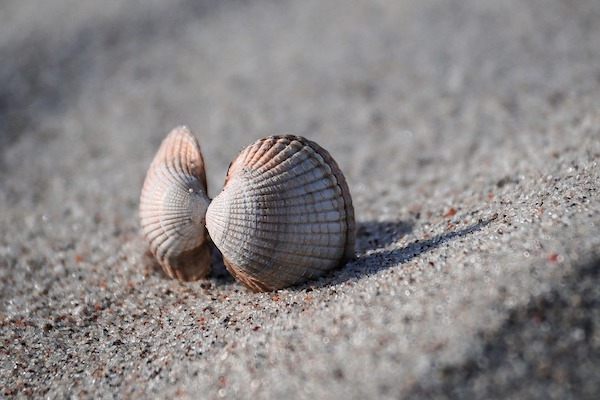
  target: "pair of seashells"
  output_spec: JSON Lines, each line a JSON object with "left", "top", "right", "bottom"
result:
{"left": 139, "top": 126, "right": 355, "bottom": 291}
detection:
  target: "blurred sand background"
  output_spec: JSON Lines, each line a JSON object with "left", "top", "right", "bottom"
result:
{"left": 1, "top": 0, "right": 599, "bottom": 398}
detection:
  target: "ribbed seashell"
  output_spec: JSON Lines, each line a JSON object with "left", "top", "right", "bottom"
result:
{"left": 139, "top": 126, "right": 212, "bottom": 281}
{"left": 206, "top": 135, "right": 355, "bottom": 292}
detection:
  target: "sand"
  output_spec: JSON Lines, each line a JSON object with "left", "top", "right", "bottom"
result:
{"left": 1, "top": 0, "right": 599, "bottom": 398}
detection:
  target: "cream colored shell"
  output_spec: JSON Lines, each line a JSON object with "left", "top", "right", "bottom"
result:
{"left": 206, "top": 135, "right": 355, "bottom": 291}
{"left": 139, "top": 126, "right": 211, "bottom": 281}
{"left": 140, "top": 128, "right": 355, "bottom": 291}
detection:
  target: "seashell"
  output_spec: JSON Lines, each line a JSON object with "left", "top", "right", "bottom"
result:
{"left": 206, "top": 135, "right": 355, "bottom": 292}
{"left": 139, "top": 128, "right": 355, "bottom": 291}
{"left": 139, "top": 126, "right": 212, "bottom": 281}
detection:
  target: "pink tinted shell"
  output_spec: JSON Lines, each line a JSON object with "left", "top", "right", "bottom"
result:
{"left": 139, "top": 126, "right": 212, "bottom": 281}
{"left": 206, "top": 135, "right": 355, "bottom": 291}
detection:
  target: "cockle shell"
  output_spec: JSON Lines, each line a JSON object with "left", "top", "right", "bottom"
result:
{"left": 139, "top": 128, "right": 355, "bottom": 291}
{"left": 206, "top": 135, "right": 355, "bottom": 292}
{"left": 139, "top": 126, "right": 212, "bottom": 281}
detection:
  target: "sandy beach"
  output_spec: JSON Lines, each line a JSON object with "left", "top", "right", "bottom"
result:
{"left": 1, "top": 0, "right": 599, "bottom": 398}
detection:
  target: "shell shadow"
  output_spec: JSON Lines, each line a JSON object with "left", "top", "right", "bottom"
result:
{"left": 355, "top": 219, "right": 416, "bottom": 253}
{"left": 192, "top": 219, "right": 418, "bottom": 288}
{"left": 208, "top": 243, "right": 236, "bottom": 284}
{"left": 309, "top": 216, "right": 496, "bottom": 289}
